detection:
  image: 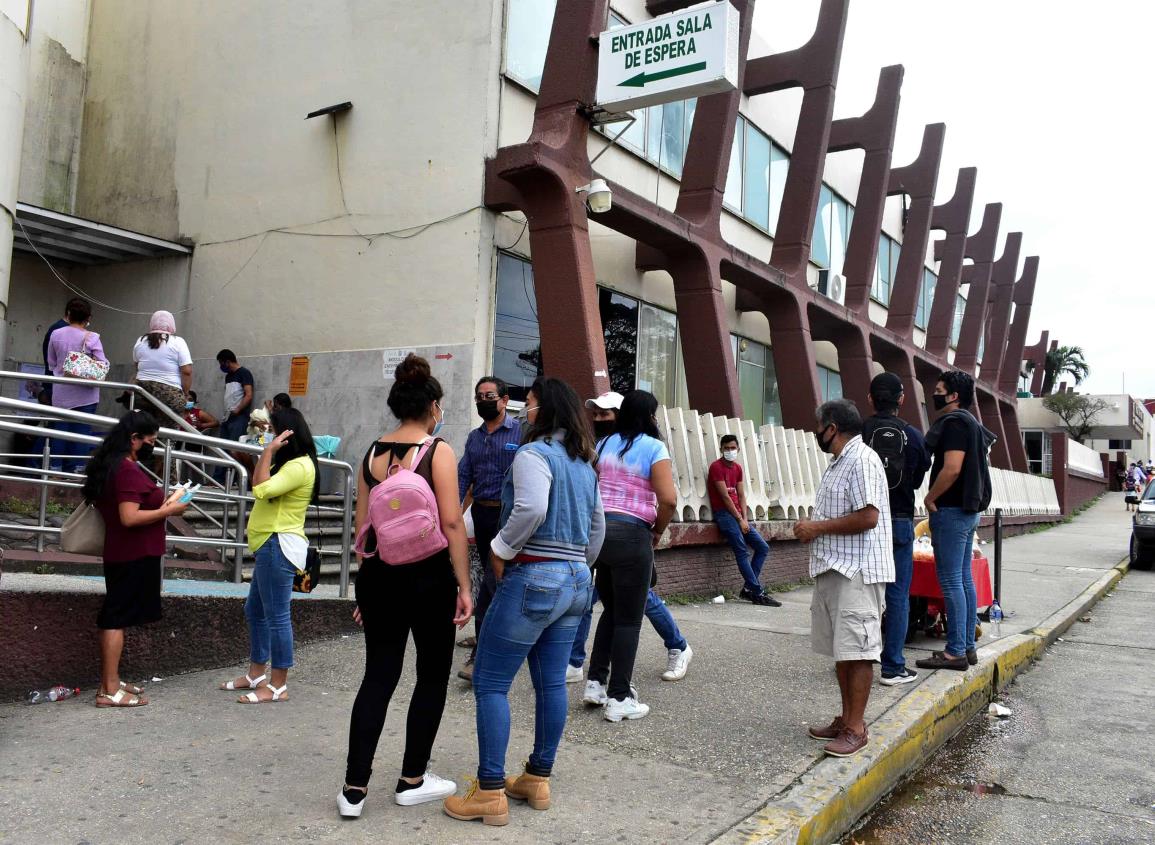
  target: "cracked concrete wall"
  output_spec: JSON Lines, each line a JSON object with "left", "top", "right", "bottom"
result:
{"left": 1, "top": 0, "right": 32, "bottom": 359}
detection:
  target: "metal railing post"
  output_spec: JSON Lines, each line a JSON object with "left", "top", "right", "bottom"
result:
{"left": 339, "top": 466, "right": 354, "bottom": 598}
{"left": 233, "top": 472, "right": 248, "bottom": 584}
{"left": 993, "top": 507, "right": 1003, "bottom": 606}
{"left": 36, "top": 441, "right": 50, "bottom": 553}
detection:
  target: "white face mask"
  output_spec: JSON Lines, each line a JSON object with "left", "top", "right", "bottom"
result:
{"left": 722, "top": 449, "right": 738, "bottom": 462}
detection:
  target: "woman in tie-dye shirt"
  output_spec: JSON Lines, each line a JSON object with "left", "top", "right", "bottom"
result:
{"left": 585, "top": 390, "right": 677, "bottom": 722}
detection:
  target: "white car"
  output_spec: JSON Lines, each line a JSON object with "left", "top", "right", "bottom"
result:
{"left": 1130, "top": 481, "right": 1155, "bottom": 570}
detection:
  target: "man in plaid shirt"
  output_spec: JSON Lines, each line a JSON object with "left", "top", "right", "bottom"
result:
{"left": 793, "top": 399, "right": 894, "bottom": 757}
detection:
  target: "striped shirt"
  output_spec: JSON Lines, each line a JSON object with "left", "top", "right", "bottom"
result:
{"left": 809, "top": 435, "right": 894, "bottom": 585}
{"left": 458, "top": 413, "right": 522, "bottom": 502}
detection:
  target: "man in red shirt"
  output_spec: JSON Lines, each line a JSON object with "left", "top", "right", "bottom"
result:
{"left": 709, "top": 434, "right": 780, "bottom": 606}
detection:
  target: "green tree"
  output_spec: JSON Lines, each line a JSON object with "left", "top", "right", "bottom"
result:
{"left": 1042, "top": 392, "right": 1112, "bottom": 444}
{"left": 1041, "top": 345, "right": 1089, "bottom": 395}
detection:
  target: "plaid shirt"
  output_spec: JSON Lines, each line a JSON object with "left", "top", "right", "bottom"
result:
{"left": 809, "top": 435, "right": 894, "bottom": 584}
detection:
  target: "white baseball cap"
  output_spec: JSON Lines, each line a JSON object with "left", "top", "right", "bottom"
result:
{"left": 585, "top": 391, "right": 624, "bottom": 411}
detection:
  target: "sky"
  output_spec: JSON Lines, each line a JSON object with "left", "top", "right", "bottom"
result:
{"left": 754, "top": 0, "right": 1155, "bottom": 398}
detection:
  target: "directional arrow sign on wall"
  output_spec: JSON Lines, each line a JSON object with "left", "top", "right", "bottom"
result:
{"left": 596, "top": 1, "right": 739, "bottom": 114}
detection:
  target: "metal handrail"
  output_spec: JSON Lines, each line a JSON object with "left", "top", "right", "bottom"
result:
{"left": 0, "top": 396, "right": 357, "bottom": 596}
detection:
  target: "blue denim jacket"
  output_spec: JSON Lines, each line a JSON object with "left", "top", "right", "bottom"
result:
{"left": 492, "top": 432, "right": 605, "bottom": 564}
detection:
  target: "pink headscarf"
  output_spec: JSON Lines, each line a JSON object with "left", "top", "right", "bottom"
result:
{"left": 149, "top": 310, "right": 176, "bottom": 334}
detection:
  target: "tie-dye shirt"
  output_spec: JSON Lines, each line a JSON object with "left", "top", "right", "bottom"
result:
{"left": 596, "top": 433, "right": 671, "bottom": 525}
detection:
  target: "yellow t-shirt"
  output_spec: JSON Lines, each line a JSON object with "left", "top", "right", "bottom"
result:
{"left": 247, "top": 456, "right": 316, "bottom": 554}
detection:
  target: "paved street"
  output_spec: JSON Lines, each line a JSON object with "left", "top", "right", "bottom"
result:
{"left": 851, "top": 566, "right": 1155, "bottom": 844}
{"left": 0, "top": 497, "right": 1134, "bottom": 844}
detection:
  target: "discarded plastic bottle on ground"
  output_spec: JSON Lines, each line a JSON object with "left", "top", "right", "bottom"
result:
{"left": 26, "top": 685, "right": 79, "bottom": 705}
{"left": 989, "top": 601, "right": 1003, "bottom": 638}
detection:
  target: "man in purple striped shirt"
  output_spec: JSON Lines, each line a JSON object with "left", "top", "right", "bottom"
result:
{"left": 456, "top": 375, "right": 522, "bottom": 682}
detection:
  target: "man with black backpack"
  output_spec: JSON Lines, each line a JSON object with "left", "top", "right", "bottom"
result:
{"left": 916, "top": 370, "right": 997, "bottom": 673}
{"left": 863, "top": 373, "right": 931, "bottom": 686}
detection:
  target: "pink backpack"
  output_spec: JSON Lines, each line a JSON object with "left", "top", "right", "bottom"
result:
{"left": 354, "top": 438, "right": 448, "bottom": 565}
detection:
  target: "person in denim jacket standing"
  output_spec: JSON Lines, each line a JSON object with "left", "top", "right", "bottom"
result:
{"left": 444, "top": 377, "right": 604, "bottom": 827}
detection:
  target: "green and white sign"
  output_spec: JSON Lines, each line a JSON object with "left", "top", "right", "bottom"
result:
{"left": 596, "top": 0, "right": 739, "bottom": 114}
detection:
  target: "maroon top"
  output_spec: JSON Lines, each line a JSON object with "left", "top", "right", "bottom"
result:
{"left": 96, "top": 458, "right": 166, "bottom": 562}
{"left": 707, "top": 459, "right": 743, "bottom": 513}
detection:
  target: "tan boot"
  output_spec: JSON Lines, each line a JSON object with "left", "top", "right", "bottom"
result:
{"left": 504, "top": 771, "right": 551, "bottom": 810}
{"left": 443, "top": 781, "right": 509, "bottom": 826}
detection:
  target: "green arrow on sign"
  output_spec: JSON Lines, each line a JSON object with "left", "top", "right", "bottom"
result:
{"left": 620, "top": 61, "right": 707, "bottom": 88}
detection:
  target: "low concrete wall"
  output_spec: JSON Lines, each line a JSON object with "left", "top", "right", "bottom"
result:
{"left": 0, "top": 589, "right": 358, "bottom": 701}
{"left": 1051, "top": 433, "right": 1109, "bottom": 515}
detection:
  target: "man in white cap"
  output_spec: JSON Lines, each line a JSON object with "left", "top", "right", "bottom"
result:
{"left": 568, "top": 391, "right": 694, "bottom": 686}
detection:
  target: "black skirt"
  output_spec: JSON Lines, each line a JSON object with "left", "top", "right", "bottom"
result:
{"left": 98, "top": 556, "right": 163, "bottom": 630}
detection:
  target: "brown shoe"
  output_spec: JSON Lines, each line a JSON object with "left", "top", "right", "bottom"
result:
{"left": 505, "top": 771, "right": 551, "bottom": 810}
{"left": 824, "top": 727, "right": 868, "bottom": 757}
{"left": 457, "top": 649, "right": 476, "bottom": 683}
{"left": 807, "top": 716, "right": 845, "bottom": 740}
{"left": 915, "top": 650, "right": 968, "bottom": 671}
{"left": 443, "top": 782, "right": 509, "bottom": 826}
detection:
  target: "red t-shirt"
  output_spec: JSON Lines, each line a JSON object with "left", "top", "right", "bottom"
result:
{"left": 96, "top": 458, "right": 167, "bottom": 562}
{"left": 707, "top": 459, "right": 743, "bottom": 513}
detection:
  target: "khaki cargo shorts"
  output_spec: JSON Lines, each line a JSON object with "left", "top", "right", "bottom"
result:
{"left": 810, "top": 570, "right": 886, "bottom": 662}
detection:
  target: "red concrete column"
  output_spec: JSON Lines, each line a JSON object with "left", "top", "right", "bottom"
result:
{"left": 954, "top": 204, "right": 1003, "bottom": 372}
{"left": 925, "top": 168, "right": 977, "bottom": 358}
{"left": 998, "top": 257, "right": 1039, "bottom": 394}
{"left": 671, "top": 255, "right": 742, "bottom": 416}
{"left": 762, "top": 292, "right": 823, "bottom": 430}
{"left": 1000, "top": 401, "right": 1029, "bottom": 473}
{"left": 1051, "top": 432, "right": 1069, "bottom": 514}
{"left": 977, "top": 389, "right": 1010, "bottom": 469}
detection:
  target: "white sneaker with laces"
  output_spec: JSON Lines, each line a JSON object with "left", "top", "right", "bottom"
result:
{"left": 565, "top": 664, "right": 583, "bottom": 684}
{"left": 393, "top": 771, "right": 457, "bottom": 806}
{"left": 338, "top": 786, "right": 366, "bottom": 818}
{"left": 604, "top": 695, "right": 650, "bottom": 722}
{"left": 582, "top": 679, "right": 608, "bottom": 706}
{"left": 661, "top": 644, "right": 694, "bottom": 682}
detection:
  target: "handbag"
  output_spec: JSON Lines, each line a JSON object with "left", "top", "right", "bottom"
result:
{"left": 60, "top": 501, "right": 105, "bottom": 556}
{"left": 292, "top": 503, "right": 322, "bottom": 593}
{"left": 61, "top": 332, "right": 110, "bottom": 381}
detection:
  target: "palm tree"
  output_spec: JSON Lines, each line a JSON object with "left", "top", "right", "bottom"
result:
{"left": 1041, "top": 345, "right": 1089, "bottom": 395}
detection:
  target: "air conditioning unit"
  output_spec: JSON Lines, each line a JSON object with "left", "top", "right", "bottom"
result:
{"left": 817, "top": 269, "right": 846, "bottom": 305}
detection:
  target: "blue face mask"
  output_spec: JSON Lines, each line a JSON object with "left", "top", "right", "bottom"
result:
{"left": 185, "top": 401, "right": 195, "bottom": 410}
{"left": 431, "top": 404, "right": 444, "bottom": 437}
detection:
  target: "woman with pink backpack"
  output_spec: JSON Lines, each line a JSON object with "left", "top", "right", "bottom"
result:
{"left": 338, "top": 354, "right": 473, "bottom": 819}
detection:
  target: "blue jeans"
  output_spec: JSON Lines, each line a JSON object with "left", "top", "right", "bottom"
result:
{"left": 53, "top": 402, "right": 98, "bottom": 473}
{"left": 714, "top": 511, "right": 769, "bottom": 593}
{"left": 930, "top": 507, "right": 981, "bottom": 657}
{"left": 569, "top": 587, "right": 687, "bottom": 668}
{"left": 474, "top": 560, "right": 592, "bottom": 789}
{"left": 245, "top": 536, "right": 298, "bottom": 669}
{"left": 881, "top": 518, "right": 915, "bottom": 675}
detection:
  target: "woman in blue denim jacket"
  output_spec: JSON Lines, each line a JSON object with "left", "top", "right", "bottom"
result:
{"left": 444, "top": 377, "right": 605, "bottom": 827}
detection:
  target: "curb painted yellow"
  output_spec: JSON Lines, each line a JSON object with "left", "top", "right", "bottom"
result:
{"left": 711, "top": 559, "right": 1130, "bottom": 845}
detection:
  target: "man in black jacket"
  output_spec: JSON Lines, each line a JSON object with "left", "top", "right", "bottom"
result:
{"left": 863, "top": 373, "right": 931, "bottom": 685}
{"left": 916, "top": 371, "right": 996, "bottom": 672}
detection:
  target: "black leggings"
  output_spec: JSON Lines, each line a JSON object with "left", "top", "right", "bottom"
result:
{"left": 345, "top": 555, "right": 457, "bottom": 786}
{"left": 588, "top": 520, "right": 654, "bottom": 700}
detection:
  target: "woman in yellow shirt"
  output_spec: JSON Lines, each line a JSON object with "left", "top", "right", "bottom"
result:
{"left": 219, "top": 408, "right": 318, "bottom": 703}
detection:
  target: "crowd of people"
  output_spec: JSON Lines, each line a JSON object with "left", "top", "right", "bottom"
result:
{"left": 1124, "top": 460, "right": 1152, "bottom": 511}
{"left": 62, "top": 313, "right": 1002, "bottom": 825}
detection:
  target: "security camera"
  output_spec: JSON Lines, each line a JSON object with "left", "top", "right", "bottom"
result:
{"left": 576, "top": 179, "right": 612, "bottom": 214}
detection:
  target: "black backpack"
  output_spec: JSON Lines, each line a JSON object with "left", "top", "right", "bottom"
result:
{"left": 866, "top": 418, "right": 907, "bottom": 491}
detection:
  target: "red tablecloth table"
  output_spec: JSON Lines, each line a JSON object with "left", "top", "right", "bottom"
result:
{"left": 910, "top": 551, "right": 993, "bottom": 609}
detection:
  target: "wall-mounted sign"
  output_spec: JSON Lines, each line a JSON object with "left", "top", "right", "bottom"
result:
{"left": 595, "top": 0, "right": 740, "bottom": 114}
{"left": 382, "top": 347, "right": 417, "bottom": 381}
{"left": 289, "top": 356, "right": 310, "bottom": 396}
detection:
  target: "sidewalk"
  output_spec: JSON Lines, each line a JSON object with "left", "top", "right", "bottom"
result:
{"left": 0, "top": 497, "right": 1133, "bottom": 844}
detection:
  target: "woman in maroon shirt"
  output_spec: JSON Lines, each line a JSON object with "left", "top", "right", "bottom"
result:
{"left": 83, "top": 410, "right": 188, "bottom": 707}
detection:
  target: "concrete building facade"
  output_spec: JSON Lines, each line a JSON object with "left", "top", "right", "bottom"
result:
{"left": 1, "top": 0, "right": 1043, "bottom": 468}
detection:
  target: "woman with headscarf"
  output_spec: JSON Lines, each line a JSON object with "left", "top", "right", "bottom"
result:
{"left": 132, "top": 310, "right": 193, "bottom": 417}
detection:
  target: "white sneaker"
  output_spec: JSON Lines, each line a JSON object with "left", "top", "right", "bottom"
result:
{"left": 661, "top": 644, "right": 694, "bottom": 682}
{"left": 338, "top": 787, "right": 366, "bottom": 818}
{"left": 394, "top": 771, "right": 457, "bottom": 806}
{"left": 604, "top": 695, "right": 650, "bottom": 722}
{"left": 582, "top": 679, "right": 608, "bottom": 706}
{"left": 565, "top": 664, "right": 584, "bottom": 684}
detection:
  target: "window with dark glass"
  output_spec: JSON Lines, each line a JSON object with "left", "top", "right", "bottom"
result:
{"left": 598, "top": 288, "right": 639, "bottom": 395}
{"left": 493, "top": 253, "right": 544, "bottom": 401}
{"left": 505, "top": 0, "right": 556, "bottom": 91}
{"left": 817, "top": 365, "right": 843, "bottom": 402}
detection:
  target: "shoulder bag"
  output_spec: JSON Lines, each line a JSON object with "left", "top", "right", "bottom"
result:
{"left": 60, "top": 501, "right": 105, "bottom": 556}
{"left": 62, "top": 332, "right": 111, "bottom": 382}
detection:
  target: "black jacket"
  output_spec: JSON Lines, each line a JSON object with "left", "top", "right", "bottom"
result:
{"left": 925, "top": 409, "right": 997, "bottom": 514}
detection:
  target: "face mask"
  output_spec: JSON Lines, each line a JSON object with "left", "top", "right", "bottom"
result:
{"left": 518, "top": 406, "right": 538, "bottom": 423}
{"left": 219, "top": 364, "right": 230, "bottom": 374}
{"left": 475, "top": 400, "right": 500, "bottom": 422}
{"left": 817, "top": 426, "right": 836, "bottom": 454}
{"left": 136, "top": 442, "right": 155, "bottom": 461}
{"left": 722, "top": 449, "right": 738, "bottom": 462}
{"left": 431, "top": 404, "right": 445, "bottom": 437}
{"left": 593, "top": 420, "right": 616, "bottom": 440}
{"left": 932, "top": 394, "right": 950, "bottom": 411}
{"left": 185, "top": 401, "right": 195, "bottom": 410}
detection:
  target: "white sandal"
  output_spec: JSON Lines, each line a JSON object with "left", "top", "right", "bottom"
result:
{"left": 239, "top": 683, "right": 288, "bottom": 704}
{"left": 221, "top": 672, "right": 267, "bottom": 691}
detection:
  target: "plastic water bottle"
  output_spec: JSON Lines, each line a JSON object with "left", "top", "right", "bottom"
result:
{"left": 26, "top": 685, "right": 79, "bottom": 705}
{"left": 989, "top": 601, "right": 1003, "bottom": 639}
